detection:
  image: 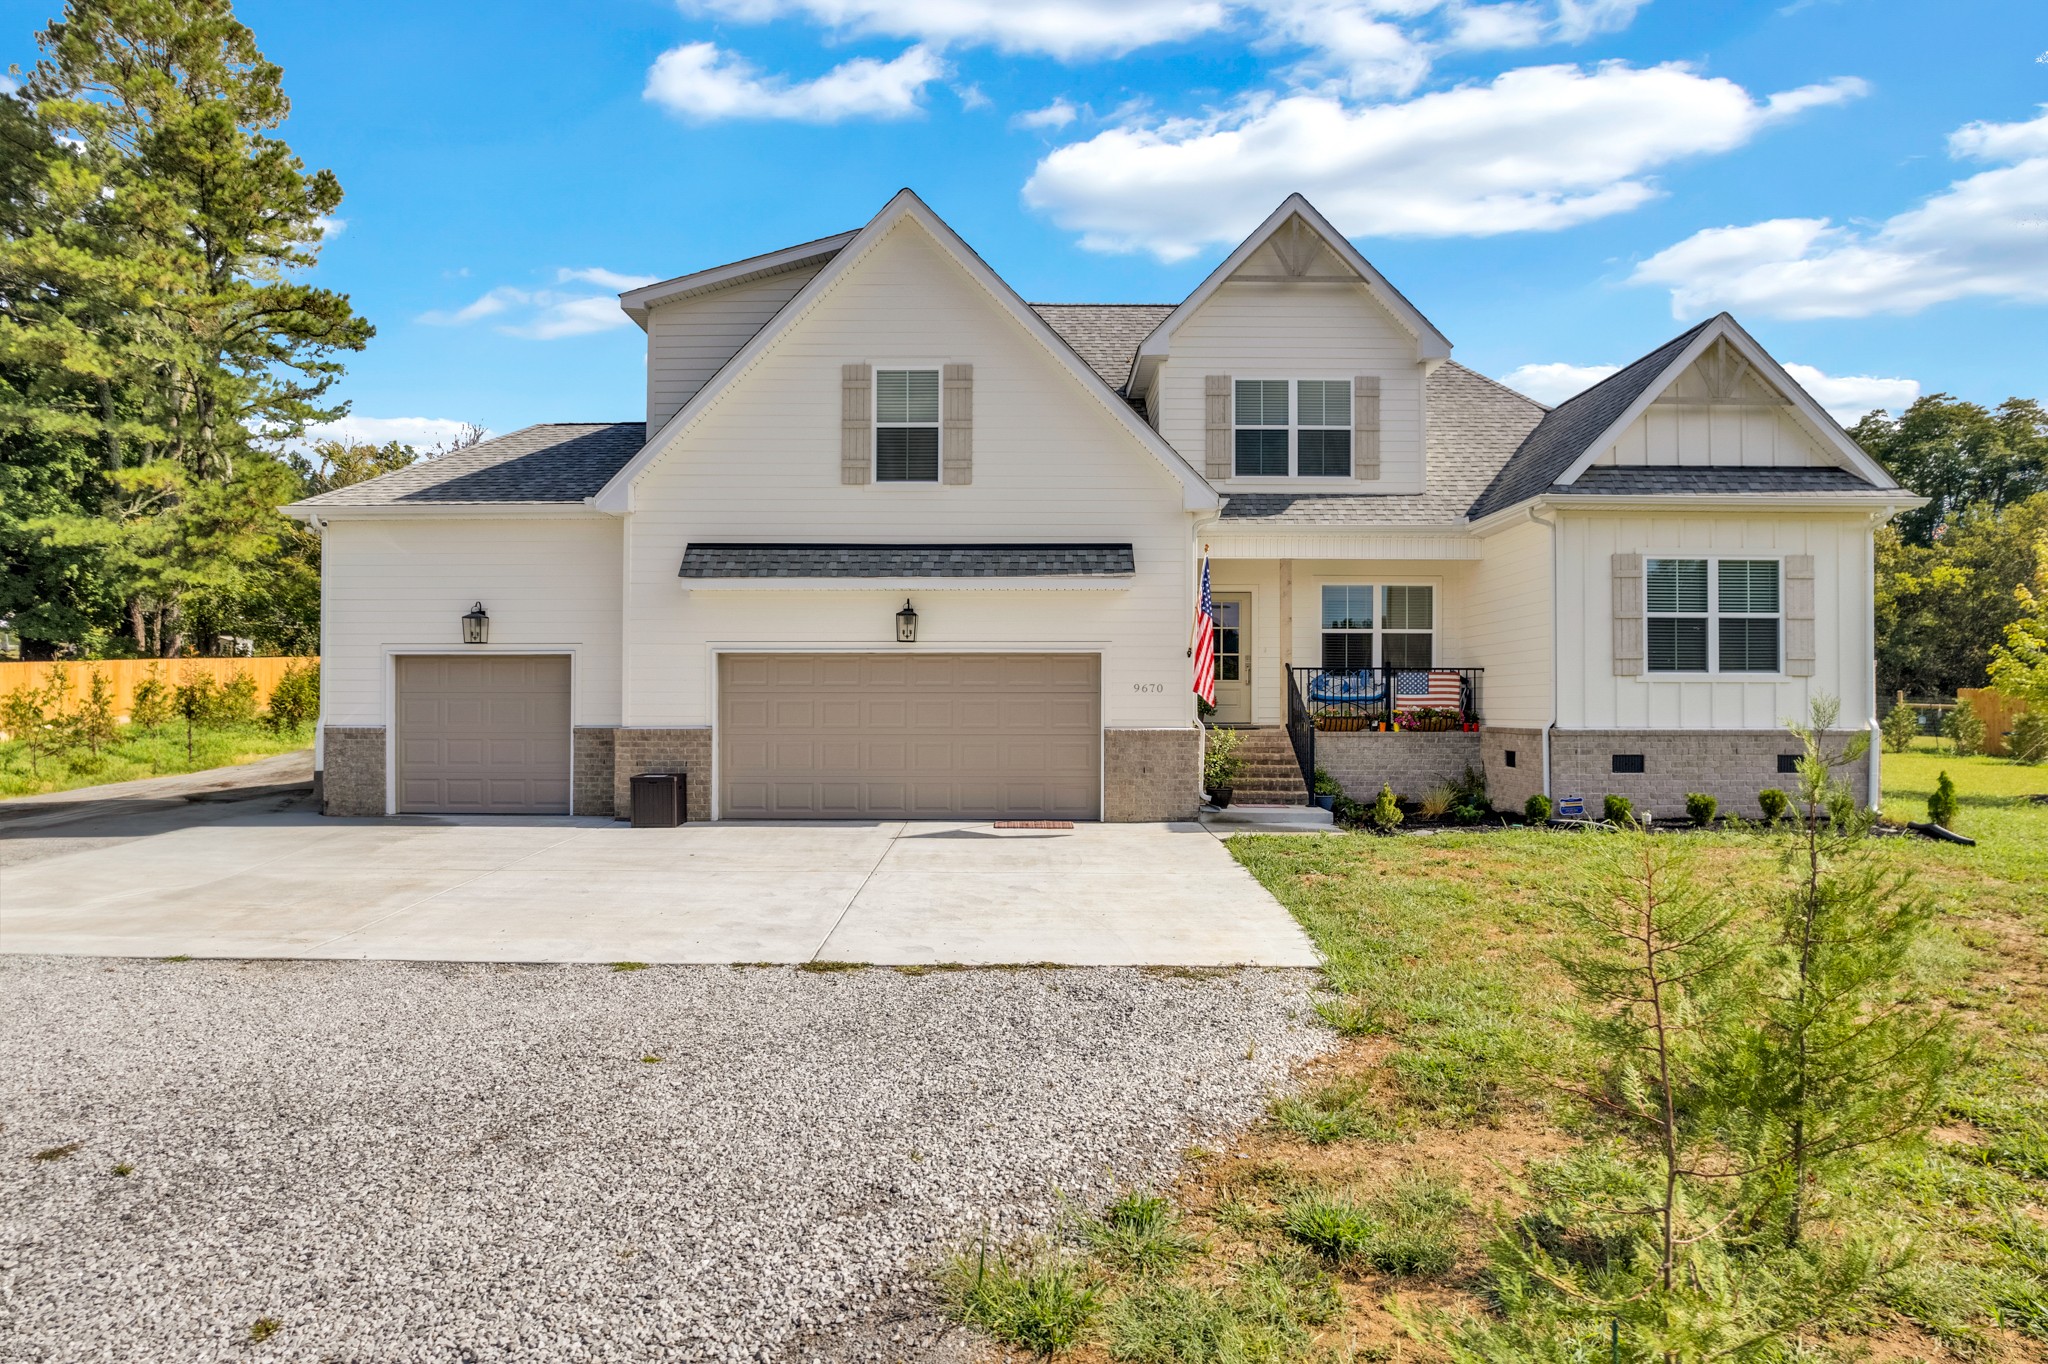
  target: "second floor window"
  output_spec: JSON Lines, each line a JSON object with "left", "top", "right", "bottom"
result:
{"left": 876, "top": 368, "right": 940, "bottom": 482}
{"left": 1234, "top": 379, "right": 1351, "bottom": 478}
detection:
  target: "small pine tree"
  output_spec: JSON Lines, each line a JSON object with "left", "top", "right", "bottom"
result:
{"left": 218, "top": 668, "right": 259, "bottom": 725}
{"left": 1741, "top": 697, "right": 1953, "bottom": 1248}
{"left": 1368, "top": 782, "right": 1404, "bottom": 831}
{"left": 1941, "top": 703, "right": 1985, "bottom": 756}
{"left": 131, "top": 668, "right": 172, "bottom": 734}
{"left": 1926, "top": 771, "right": 1958, "bottom": 829}
{"left": 265, "top": 661, "right": 320, "bottom": 735}
{"left": 2, "top": 683, "right": 51, "bottom": 775}
{"left": 173, "top": 670, "right": 221, "bottom": 765}
{"left": 72, "top": 670, "right": 119, "bottom": 761}
{"left": 1880, "top": 702, "right": 1918, "bottom": 754}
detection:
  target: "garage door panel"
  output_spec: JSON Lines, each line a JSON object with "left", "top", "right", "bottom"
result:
{"left": 719, "top": 653, "right": 1099, "bottom": 820}
{"left": 395, "top": 654, "right": 570, "bottom": 815}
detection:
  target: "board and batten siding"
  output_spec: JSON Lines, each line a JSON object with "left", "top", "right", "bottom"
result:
{"left": 1553, "top": 511, "right": 1875, "bottom": 731}
{"left": 1150, "top": 243, "right": 1428, "bottom": 493}
{"left": 1464, "top": 517, "right": 1554, "bottom": 729}
{"left": 1591, "top": 403, "right": 1838, "bottom": 469}
{"left": 317, "top": 516, "right": 623, "bottom": 728}
{"left": 644, "top": 263, "right": 829, "bottom": 431}
{"left": 621, "top": 217, "right": 1197, "bottom": 731}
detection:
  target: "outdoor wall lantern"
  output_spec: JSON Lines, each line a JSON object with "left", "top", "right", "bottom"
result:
{"left": 462, "top": 602, "right": 490, "bottom": 645}
{"left": 895, "top": 599, "right": 918, "bottom": 644}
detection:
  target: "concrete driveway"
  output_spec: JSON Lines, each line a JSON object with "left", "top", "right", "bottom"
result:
{"left": 0, "top": 804, "right": 1318, "bottom": 966}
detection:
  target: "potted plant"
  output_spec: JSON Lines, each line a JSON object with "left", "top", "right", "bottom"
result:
{"left": 1315, "top": 702, "right": 1368, "bottom": 732}
{"left": 1311, "top": 767, "right": 1341, "bottom": 810}
{"left": 1203, "top": 726, "right": 1244, "bottom": 807}
{"left": 1406, "top": 706, "right": 1458, "bottom": 733}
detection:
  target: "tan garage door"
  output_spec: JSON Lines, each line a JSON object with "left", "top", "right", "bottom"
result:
{"left": 395, "top": 655, "right": 571, "bottom": 814}
{"left": 719, "top": 653, "right": 1100, "bottom": 820}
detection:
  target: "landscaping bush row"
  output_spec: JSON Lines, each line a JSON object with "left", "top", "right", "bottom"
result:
{"left": 0, "top": 661, "right": 318, "bottom": 780}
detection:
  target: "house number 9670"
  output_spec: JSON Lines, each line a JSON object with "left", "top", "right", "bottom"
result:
{"left": 1131, "top": 682, "right": 1165, "bottom": 693}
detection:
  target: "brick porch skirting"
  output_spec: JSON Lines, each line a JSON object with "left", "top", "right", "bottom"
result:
{"left": 611, "top": 727, "right": 713, "bottom": 823}
{"left": 1549, "top": 729, "right": 1870, "bottom": 821}
{"left": 1480, "top": 727, "right": 1544, "bottom": 813}
{"left": 1102, "top": 727, "right": 1201, "bottom": 822}
{"left": 320, "top": 726, "right": 386, "bottom": 817}
{"left": 1315, "top": 729, "right": 1482, "bottom": 803}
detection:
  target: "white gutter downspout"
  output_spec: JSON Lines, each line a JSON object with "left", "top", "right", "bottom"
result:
{"left": 1526, "top": 502, "right": 1560, "bottom": 798}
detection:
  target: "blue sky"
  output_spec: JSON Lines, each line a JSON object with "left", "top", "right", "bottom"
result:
{"left": 6, "top": 0, "right": 2045, "bottom": 444}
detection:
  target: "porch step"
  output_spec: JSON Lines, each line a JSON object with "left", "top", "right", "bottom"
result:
{"left": 1201, "top": 803, "right": 1334, "bottom": 832}
{"left": 1209, "top": 725, "right": 1310, "bottom": 806}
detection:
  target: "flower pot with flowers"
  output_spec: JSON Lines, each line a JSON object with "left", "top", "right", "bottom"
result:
{"left": 1401, "top": 706, "right": 1461, "bottom": 733}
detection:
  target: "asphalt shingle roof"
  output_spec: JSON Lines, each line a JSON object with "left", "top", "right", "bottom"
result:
{"left": 1464, "top": 320, "right": 1715, "bottom": 521}
{"left": 289, "top": 423, "right": 645, "bottom": 507}
{"left": 1029, "top": 304, "right": 1174, "bottom": 393}
{"left": 1218, "top": 362, "right": 1546, "bottom": 525}
{"left": 1548, "top": 466, "right": 1884, "bottom": 496}
{"left": 678, "top": 543, "right": 1136, "bottom": 579}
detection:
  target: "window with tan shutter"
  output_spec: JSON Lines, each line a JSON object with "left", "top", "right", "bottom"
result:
{"left": 875, "top": 369, "right": 940, "bottom": 482}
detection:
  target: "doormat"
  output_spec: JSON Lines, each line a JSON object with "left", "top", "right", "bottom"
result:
{"left": 994, "top": 820, "right": 1074, "bottom": 830}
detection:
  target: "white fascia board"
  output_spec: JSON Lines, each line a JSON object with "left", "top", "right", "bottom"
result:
{"left": 681, "top": 576, "right": 1134, "bottom": 592}
{"left": 1551, "top": 314, "right": 1904, "bottom": 491}
{"left": 592, "top": 189, "right": 1220, "bottom": 515}
{"left": 617, "top": 230, "right": 859, "bottom": 326}
{"left": 1129, "top": 193, "right": 1453, "bottom": 392}
{"left": 1527, "top": 492, "right": 1929, "bottom": 515}
{"left": 279, "top": 501, "right": 609, "bottom": 522}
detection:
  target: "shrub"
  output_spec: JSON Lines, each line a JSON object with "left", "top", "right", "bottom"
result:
{"left": 1419, "top": 784, "right": 1454, "bottom": 818}
{"left": 1202, "top": 726, "right": 1243, "bottom": 793}
{"left": 1311, "top": 765, "right": 1341, "bottom": 797}
{"left": 3, "top": 673, "right": 72, "bottom": 775}
{"left": 1881, "top": 702, "right": 1919, "bottom": 753}
{"left": 1602, "top": 793, "right": 1634, "bottom": 825}
{"left": 70, "top": 669, "right": 119, "bottom": 766}
{"left": 1367, "top": 782, "right": 1403, "bottom": 832}
{"left": 1524, "top": 792, "right": 1552, "bottom": 823}
{"left": 266, "top": 661, "right": 320, "bottom": 734}
{"left": 1757, "top": 787, "right": 1791, "bottom": 822}
{"left": 1685, "top": 792, "right": 1718, "bottom": 827}
{"left": 218, "top": 668, "right": 259, "bottom": 725}
{"left": 2009, "top": 709, "right": 2047, "bottom": 764}
{"left": 1927, "top": 770, "right": 1959, "bottom": 829}
{"left": 1942, "top": 703, "right": 1986, "bottom": 756}
{"left": 943, "top": 1242, "right": 1097, "bottom": 1354}
{"left": 130, "top": 668, "right": 172, "bottom": 733}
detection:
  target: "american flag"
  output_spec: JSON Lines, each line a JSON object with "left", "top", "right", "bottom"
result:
{"left": 1394, "top": 669, "right": 1465, "bottom": 713}
{"left": 1191, "top": 558, "right": 1216, "bottom": 706}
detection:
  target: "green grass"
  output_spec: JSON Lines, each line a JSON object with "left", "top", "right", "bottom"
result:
{"left": 1083, "top": 1193, "right": 1204, "bottom": 1278}
{"left": 0, "top": 722, "right": 311, "bottom": 799}
{"left": 942, "top": 1242, "right": 1099, "bottom": 1355}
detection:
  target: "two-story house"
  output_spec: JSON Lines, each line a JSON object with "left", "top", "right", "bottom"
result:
{"left": 287, "top": 190, "right": 1918, "bottom": 823}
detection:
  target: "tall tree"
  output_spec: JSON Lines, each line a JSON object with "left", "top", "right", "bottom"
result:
{"left": 1852, "top": 395, "right": 2048, "bottom": 546}
{"left": 1874, "top": 493, "right": 2048, "bottom": 698}
{"left": 3, "top": 0, "right": 372, "bottom": 656}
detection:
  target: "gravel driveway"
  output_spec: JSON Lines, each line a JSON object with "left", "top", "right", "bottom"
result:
{"left": 0, "top": 957, "right": 1327, "bottom": 1362}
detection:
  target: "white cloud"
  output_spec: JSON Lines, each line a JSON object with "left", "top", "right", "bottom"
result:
{"left": 313, "top": 215, "right": 346, "bottom": 239}
{"left": 954, "top": 82, "right": 991, "bottom": 110}
{"left": 304, "top": 416, "right": 494, "bottom": 450}
{"left": 1014, "top": 97, "right": 1079, "bottom": 130}
{"left": 681, "top": 0, "right": 1230, "bottom": 60}
{"left": 1024, "top": 64, "right": 1866, "bottom": 261}
{"left": 0, "top": 74, "right": 19, "bottom": 96}
{"left": 1631, "top": 106, "right": 2048, "bottom": 319}
{"left": 644, "top": 40, "right": 943, "bottom": 121}
{"left": 1782, "top": 363, "right": 1919, "bottom": 423}
{"left": 1502, "top": 359, "right": 1917, "bottom": 422}
{"left": 1500, "top": 361, "right": 1619, "bottom": 404}
{"left": 419, "top": 268, "right": 659, "bottom": 339}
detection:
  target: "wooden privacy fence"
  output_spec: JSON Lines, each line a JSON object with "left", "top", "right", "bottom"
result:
{"left": 1959, "top": 687, "right": 2030, "bottom": 757}
{"left": 0, "top": 657, "right": 318, "bottom": 722}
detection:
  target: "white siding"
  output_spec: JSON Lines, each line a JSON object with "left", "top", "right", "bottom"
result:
{"left": 622, "top": 218, "right": 1197, "bottom": 731}
{"left": 1554, "top": 511, "right": 1875, "bottom": 730}
{"left": 318, "top": 515, "right": 623, "bottom": 728}
{"left": 644, "top": 264, "right": 826, "bottom": 431}
{"left": 1466, "top": 518, "right": 1554, "bottom": 728}
{"left": 1592, "top": 404, "right": 1838, "bottom": 469}
{"left": 1153, "top": 256, "right": 1428, "bottom": 494}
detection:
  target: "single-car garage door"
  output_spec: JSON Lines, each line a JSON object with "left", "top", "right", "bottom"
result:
{"left": 395, "top": 654, "right": 571, "bottom": 814}
{"left": 719, "top": 653, "right": 1100, "bottom": 820}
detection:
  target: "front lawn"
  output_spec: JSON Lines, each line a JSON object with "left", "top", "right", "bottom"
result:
{"left": 946, "top": 749, "right": 2048, "bottom": 1361}
{"left": 0, "top": 723, "right": 313, "bottom": 800}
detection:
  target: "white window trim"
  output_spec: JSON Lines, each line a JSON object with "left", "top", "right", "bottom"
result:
{"left": 1315, "top": 579, "right": 1439, "bottom": 669}
{"left": 1228, "top": 376, "right": 1354, "bottom": 481}
{"left": 1643, "top": 554, "right": 1785, "bottom": 677}
{"left": 872, "top": 361, "right": 944, "bottom": 485}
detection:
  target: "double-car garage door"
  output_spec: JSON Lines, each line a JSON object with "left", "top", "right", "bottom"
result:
{"left": 720, "top": 653, "right": 1101, "bottom": 820}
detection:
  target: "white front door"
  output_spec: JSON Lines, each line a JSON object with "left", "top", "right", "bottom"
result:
{"left": 1210, "top": 594, "right": 1251, "bottom": 724}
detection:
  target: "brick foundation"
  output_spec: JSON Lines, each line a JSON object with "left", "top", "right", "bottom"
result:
{"left": 572, "top": 727, "right": 617, "bottom": 817}
{"left": 1481, "top": 727, "right": 1545, "bottom": 813}
{"left": 1103, "top": 727, "right": 1201, "bottom": 822}
{"left": 1550, "top": 729, "right": 1869, "bottom": 821}
{"left": 613, "top": 728, "right": 713, "bottom": 822}
{"left": 1315, "top": 729, "right": 1483, "bottom": 803}
{"left": 321, "top": 726, "right": 386, "bottom": 817}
